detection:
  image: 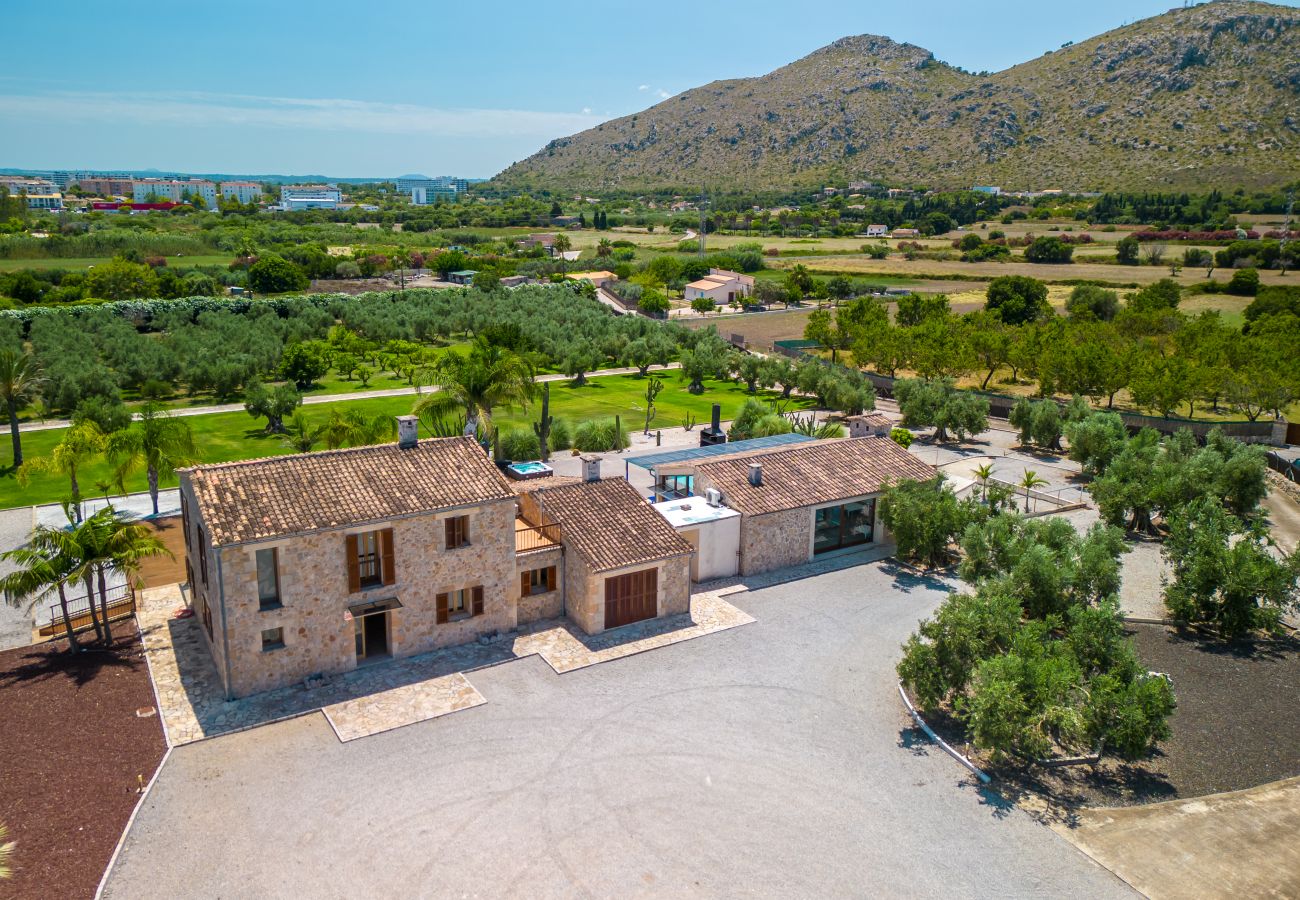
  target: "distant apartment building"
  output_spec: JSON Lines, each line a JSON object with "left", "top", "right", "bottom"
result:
{"left": 0, "top": 177, "right": 64, "bottom": 210}
{"left": 133, "top": 179, "right": 218, "bottom": 209}
{"left": 220, "top": 181, "right": 264, "bottom": 205}
{"left": 280, "top": 184, "right": 342, "bottom": 210}
{"left": 74, "top": 176, "right": 137, "bottom": 197}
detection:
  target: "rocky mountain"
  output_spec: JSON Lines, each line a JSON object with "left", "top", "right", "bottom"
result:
{"left": 492, "top": 1, "right": 1300, "bottom": 193}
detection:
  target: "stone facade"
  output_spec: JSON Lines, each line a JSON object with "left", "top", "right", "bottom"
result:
{"left": 190, "top": 490, "right": 518, "bottom": 699}
{"left": 565, "top": 554, "right": 691, "bottom": 636}
{"left": 738, "top": 507, "right": 815, "bottom": 576}
{"left": 516, "top": 546, "right": 564, "bottom": 624}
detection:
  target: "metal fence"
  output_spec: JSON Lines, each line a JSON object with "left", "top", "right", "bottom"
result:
{"left": 515, "top": 522, "right": 562, "bottom": 553}
{"left": 38, "top": 583, "right": 136, "bottom": 638}
{"left": 1266, "top": 451, "right": 1300, "bottom": 483}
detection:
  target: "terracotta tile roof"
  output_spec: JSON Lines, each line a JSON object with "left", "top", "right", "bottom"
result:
{"left": 184, "top": 437, "right": 515, "bottom": 546}
{"left": 531, "top": 478, "right": 693, "bottom": 573}
{"left": 695, "top": 436, "right": 935, "bottom": 517}
{"left": 509, "top": 474, "right": 582, "bottom": 493}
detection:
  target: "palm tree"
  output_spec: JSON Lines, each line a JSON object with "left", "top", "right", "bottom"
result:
{"left": 0, "top": 349, "right": 44, "bottom": 468}
{"left": 108, "top": 403, "right": 198, "bottom": 517}
{"left": 0, "top": 821, "right": 14, "bottom": 881}
{"left": 93, "top": 508, "right": 170, "bottom": 647}
{"left": 0, "top": 528, "right": 81, "bottom": 651}
{"left": 412, "top": 339, "right": 535, "bottom": 440}
{"left": 973, "top": 462, "right": 996, "bottom": 503}
{"left": 1019, "top": 470, "right": 1049, "bottom": 513}
{"left": 321, "top": 408, "right": 397, "bottom": 450}
{"left": 18, "top": 422, "right": 106, "bottom": 523}
{"left": 552, "top": 233, "right": 572, "bottom": 272}
{"left": 282, "top": 411, "right": 323, "bottom": 453}
{"left": 595, "top": 238, "right": 613, "bottom": 259}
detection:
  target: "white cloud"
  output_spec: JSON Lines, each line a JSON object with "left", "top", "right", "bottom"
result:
{"left": 655, "top": 89, "right": 671, "bottom": 99}
{"left": 638, "top": 84, "right": 649, "bottom": 91}
{"left": 0, "top": 89, "right": 608, "bottom": 138}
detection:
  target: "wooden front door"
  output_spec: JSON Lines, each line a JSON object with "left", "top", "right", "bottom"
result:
{"left": 604, "top": 568, "right": 658, "bottom": 629}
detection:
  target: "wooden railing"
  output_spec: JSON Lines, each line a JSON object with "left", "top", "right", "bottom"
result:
{"left": 516, "top": 522, "right": 561, "bottom": 553}
{"left": 38, "top": 584, "right": 136, "bottom": 638}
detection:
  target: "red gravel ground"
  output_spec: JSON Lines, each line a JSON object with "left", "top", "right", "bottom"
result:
{"left": 0, "top": 623, "right": 166, "bottom": 900}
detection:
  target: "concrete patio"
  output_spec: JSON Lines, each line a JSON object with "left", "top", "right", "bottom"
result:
{"left": 136, "top": 583, "right": 754, "bottom": 745}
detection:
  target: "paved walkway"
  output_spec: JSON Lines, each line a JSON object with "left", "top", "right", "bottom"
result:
{"left": 17, "top": 363, "right": 682, "bottom": 433}
{"left": 1058, "top": 776, "right": 1300, "bottom": 899}
{"left": 136, "top": 583, "right": 753, "bottom": 746}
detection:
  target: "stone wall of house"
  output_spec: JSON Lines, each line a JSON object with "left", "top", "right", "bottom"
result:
{"left": 516, "top": 546, "right": 564, "bottom": 624}
{"left": 739, "top": 507, "right": 812, "bottom": 575}
{"left": 216, "top": 499, "right": 518, "bottom": 699}
{"left": 179, "top": 478, "right": 228, "bottom": 694}
{"left": 565, "top": 553, "right": 692, "bottom": 635}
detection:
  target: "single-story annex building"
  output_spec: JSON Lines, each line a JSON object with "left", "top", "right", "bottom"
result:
{"left": 683, "top": 268, "right": 755, "bottom": 306}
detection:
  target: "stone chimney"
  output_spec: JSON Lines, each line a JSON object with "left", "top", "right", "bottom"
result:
{"left": 581, "top": 455, "right": 602, "bottom": 482}
{"left": 396, "top": 415, "right": 419, "bottom": 449}
{"left": 748, "top": 462, "right": 763, "bottom": 487}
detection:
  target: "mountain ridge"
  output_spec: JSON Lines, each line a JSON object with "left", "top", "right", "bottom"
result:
{"left": 492, "top": 1, "right": 1300, "bottom": 193}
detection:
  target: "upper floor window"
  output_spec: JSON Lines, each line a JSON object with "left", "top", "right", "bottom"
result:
{"left": 346, "top": 528, "right": 395, "bottom": 593}
{"left": 445, "top": 515, "right": 470, "bottom": 549}
{"left": 256, "top": 548, "right": 281, "bottom": 610}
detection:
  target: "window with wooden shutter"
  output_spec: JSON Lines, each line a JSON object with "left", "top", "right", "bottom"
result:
{"left": 472, "top": 585, "right": 484, "bottom": 617}
{"left": 545, "top": 566, "right": 555, "bottom": 592}
{"left": 379, "top": 528, "right": 396, "bottom": 585}
{"left": 436, "top": 592, "right": 449, "bottom": 624}
{"left": 520, "top": 571, "right": 530, "bottom": 598}
{"left": 445, "top": 515, "right": 469, "bottom": 549}
{"left": 345, "top": 534, "right": 361, "bottom": 593}
{"left": 522, "top": 566, "right": 557, "bottom": 596}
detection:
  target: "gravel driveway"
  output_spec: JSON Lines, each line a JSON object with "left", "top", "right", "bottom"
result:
{"left": 103, "top": 562, "right": 1132, "bottom": 898}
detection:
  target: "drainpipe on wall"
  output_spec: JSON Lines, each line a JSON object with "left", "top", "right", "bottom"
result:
{"left": 214, "top": 548, "right": 234, "bottom": 701}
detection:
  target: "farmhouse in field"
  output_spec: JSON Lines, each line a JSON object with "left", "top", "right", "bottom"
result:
{"left": 864, "top": 224, "right": 889, "bottom": 237}
{"left": 683, "top": 268, "right": 755, "bottom": 305}
{"left": 179, "top": 424, "right": 692, "bottom": 699}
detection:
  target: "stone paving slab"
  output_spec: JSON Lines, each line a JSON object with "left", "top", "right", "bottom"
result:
{"left": 322, "top": 672, "right": 485, "bottom": 742}
{"left": 136, "top": 582, "right": 754, "bottom": 746}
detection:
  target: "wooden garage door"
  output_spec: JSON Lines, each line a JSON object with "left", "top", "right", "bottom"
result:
{"left": 604, "top": 568, "right": 657, "bottom": 629}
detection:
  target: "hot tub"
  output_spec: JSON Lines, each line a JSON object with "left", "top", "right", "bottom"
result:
{"left": 506, "top": 460, "right": 554, "bottom": 480}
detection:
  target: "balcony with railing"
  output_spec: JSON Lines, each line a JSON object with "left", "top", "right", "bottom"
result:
{"left": 515, "top": 517, "right": 561, "bottom": 554}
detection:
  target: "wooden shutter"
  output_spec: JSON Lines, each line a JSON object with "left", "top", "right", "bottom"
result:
{"left": 379, "top": 528, "right": 396, "bottom": 585}
{"left": 520, "top": 571, "right": 531, "bottom": 598}
{"left": 545, "top": 566, "right": 555, "bottom": 592}
{"left": 436, "top": 592, "right": 449, "bottom": 624}
{"left": 345, "top": 534, "right": 361, "bottom": 593}
{"left": 472, "top": 585, "right": 484, "bottom": 617}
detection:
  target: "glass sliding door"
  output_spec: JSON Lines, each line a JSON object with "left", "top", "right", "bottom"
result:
{"left": 813, "top": 498, "right": 876, "bottom": 554}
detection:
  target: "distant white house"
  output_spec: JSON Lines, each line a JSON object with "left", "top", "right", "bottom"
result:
{"left": 683, "top": 268, "right": 755, "bottom": 306}
{"left": 864, "top": 224, "right": 888, "bottom": 237}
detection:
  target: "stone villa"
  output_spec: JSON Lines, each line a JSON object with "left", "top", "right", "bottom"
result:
{"left": 179, "top": 414, "right": 933, "bottom": 700}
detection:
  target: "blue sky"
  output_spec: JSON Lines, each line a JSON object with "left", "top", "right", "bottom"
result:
{"left": 3, "top": 0, "right": 1296, "bottom": 178}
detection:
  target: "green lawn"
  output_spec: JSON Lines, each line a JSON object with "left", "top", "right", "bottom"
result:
{"left": 0, "top": 255, "right": 233, "bottom": 272}
{"left": 0, "top": 371, "right": 811, "bottom": 509}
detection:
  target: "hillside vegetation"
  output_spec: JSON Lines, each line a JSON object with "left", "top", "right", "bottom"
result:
{"left": 494, "top": 1, "right": 1300, "bottom": 193}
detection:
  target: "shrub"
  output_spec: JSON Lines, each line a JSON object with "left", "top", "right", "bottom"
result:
{"left": 549, "top": 417, "right": 572, "bottom": 451}
{"left": 498, "top": 428, "right": 541, "bottom": 461}
{"left": 1226, "top": 267, "right": 1260, "bottom": 297}
{"left": 985, "top": 276, "right": 1049, "bottom": 325}
{"left": 889, "top": 426, "right": 913, "bottom": 448}
{"left": 1024, "top": 236, "right": 1074, "bottom": 264}
{"left": 139, "top": 379, "right": 175, "bottom": 400}
{"left": 573, "top": 418, "right": 629, "bottom": 452}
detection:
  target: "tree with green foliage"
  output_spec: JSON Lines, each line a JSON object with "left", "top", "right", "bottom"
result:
{"left": 636, "top": 288, "right": 671, "bottom": 316}
{"left": 278, "top": 340, "right": 331, "bottom": 389}
{"left": 1024, "top": 236, "right": 1074, "bottom": 264}
{"left": 247, "top": 254, "right": 309, "bottom": 294}
{"left": 784, "top": 264, "right": 814, "bottom": 300}
{"left": 0, "top": 348, "right": 43, "bottom": 467}
{"left": 985, "top": 276, "right": 1050, "bottom": 325}
{"left": 894, "top": 377, "right": 989, "bottom": 443}
{"left": 895, "top": 293, "right": 950, "bottom": 326}
{"left": 1226, "top": 267, "right": 1260, "bottom": 297}
{"left": 1163, "top": 498, "right": 1300, "bottom": 639}
{"left": 677, "top": 333, "right": 731, "bottom": 394}
{"left": 1008, "top": 398, "right": 1064, "bottom": 451}
{"left": 244, "top": 378, "right": 302, "bottom": 435}
{"left": 1064, "top": 410, "right": 1128, "bottom": 477}
{"left": 413, "top": 338, "right": 535, "bottom": 439}
{"left": 1116, "top": 236, "right": 1140, "bottom": 265}
{"left": 17, "top": 422, "right": 105, "bottom": 522}
{"left": 108, "top": 404, "right": 198, "bottom": 516}
{"left": 1065, "top": 285, "right": 1119, "bottom": 322}
{"left": 86, "top": 258, "right": 160, "bottom": 302}
{"left": 1127, "top": 278, "right": 1181, "bottom": 313}
{"left": 879, "top": 475, "right": 975, "bottom": 568}
{"left": 690, "top": 296, "right": 716, "bottom": 315}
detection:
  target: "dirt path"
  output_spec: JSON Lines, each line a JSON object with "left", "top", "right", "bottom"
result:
{"left": 1262, "top": 488, "right": 1300, "bottom": 555}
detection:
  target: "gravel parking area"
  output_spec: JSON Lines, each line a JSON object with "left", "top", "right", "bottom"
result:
{"left": 0, "top": 623, "right": 166, "bottom": 900}
{"left": 102, "top": 562, "right": 1132, "bottom": 899}
{"left": 0, "top": 505, "right": 35, "bottom": 651}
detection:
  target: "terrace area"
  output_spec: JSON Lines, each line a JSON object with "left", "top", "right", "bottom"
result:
{"left": 515, "top": 517, "right": 561, "bottom": 554}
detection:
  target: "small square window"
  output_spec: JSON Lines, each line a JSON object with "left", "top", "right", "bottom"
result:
{"left": 445, "top": 516, "right": 470, "bottom": 549}
{"left": 261, "top": 627, "right": 285, "bottom": 652}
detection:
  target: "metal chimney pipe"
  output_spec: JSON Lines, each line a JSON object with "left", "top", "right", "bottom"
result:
{"left": 748, "top": 463, "right": 763, "bottom": 487}
{"left": 711, "top": 403, "right": 722, "bottom": 433}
